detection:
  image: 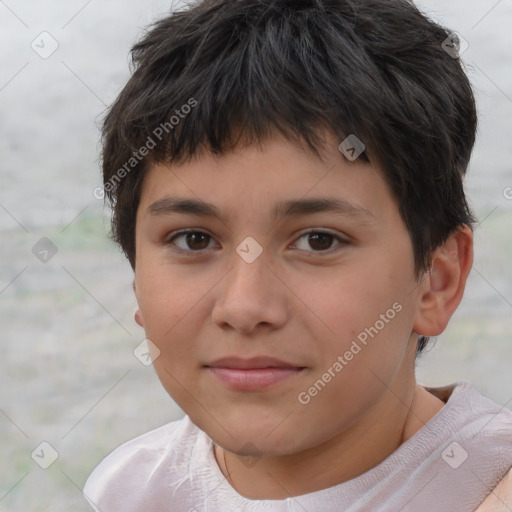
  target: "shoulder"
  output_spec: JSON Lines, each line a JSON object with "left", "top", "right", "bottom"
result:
{"left": 430, "top": 381, "right": 512, "bottom": 430}
{"left": 436, "top": 381, "right": 512, "bottom": 457}
{"left": 474, "top": 467, "right": 512, "bottom": 512}
{"left": 410, "top": 381, "right": 512, "bottom": 509}
{"left": 83, "top": 415, "right": 199, "bottom": 512}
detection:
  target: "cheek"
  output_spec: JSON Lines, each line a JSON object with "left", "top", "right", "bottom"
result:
{"left": 140, "top": 276, "right": 208, "bottom": 409}
{"left": 297, "top": 264, "right": 402, "bottom": 342}
{"left": 136, "top": 256, "right": 211, "bottom": 338}
{"left": 296, "top": 265, "right": 413, "bottom": 387}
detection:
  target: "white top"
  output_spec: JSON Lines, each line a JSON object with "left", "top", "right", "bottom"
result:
{"left": 83, "top": 381, "right": 512, "bottom": 512}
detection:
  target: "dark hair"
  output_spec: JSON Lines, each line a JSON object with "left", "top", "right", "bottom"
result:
{"left": 100, "top": 0, "right": 477, "bottom": 355}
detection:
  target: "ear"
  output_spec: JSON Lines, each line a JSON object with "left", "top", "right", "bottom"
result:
{"left": 413, "top": 225, "right": 473, "bottom": 336}
{"left": 133, "top": 279, "right": 144, "bottom": 327}
{"left": 134, "top": 308, "right": 144, "bottom": 327}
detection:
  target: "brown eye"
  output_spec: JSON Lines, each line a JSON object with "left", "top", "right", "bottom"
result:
{"left": 293, "top": 230, "right": 346, "bottom": 253}
{"left": 168, "top": 230, "right": 215, "bottom": 252}
{"left": 307, "top": 232, "right": 334, "bottom": 251}
{"left": 184, "top": 232, "right": 210, "bottom": 250}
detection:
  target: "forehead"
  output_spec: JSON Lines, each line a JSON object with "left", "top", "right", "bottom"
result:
{"left": 137, "top": 132, "right": 396, "bottom": 226}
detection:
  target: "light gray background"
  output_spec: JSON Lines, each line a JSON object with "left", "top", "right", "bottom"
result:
{"left": 1, "top": 0, "right": 511, "bottom": 510}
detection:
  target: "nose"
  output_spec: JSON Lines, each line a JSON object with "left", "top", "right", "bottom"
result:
{"left": 211, "top": 253, "right": 289, "bottom": 335}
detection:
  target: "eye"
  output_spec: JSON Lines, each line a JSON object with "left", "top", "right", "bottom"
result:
{"left": 292, "top": 229, "right": 347, "bottom": 253}
{"left": 166, "top": 230, "right": 216, "bottom": 253}
{"left": 165, "top": 229, "right": 348, "bottom": 255}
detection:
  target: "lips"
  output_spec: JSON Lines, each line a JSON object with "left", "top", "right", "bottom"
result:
{"left": 206, "top": 356, "right": 303, "bottom": 370}
{"left": 205, "top": 356, "right": 306, "bottom": 391}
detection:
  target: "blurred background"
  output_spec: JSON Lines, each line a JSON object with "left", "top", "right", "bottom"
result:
{"left": 1, "top": 0, "right": 511, "bottom": 510}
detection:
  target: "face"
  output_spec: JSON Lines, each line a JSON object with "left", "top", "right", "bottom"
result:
{"left": 134, "top": 131, "right": 425, "bottom": 457}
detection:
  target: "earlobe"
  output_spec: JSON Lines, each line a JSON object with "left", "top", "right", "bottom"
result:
{"left": 413, "top": 225, "right": 473, "bottom": 336}
{"left": 134, "top": 308, "right": 144, "bottom": 327}
{"left": 132, "top": 279, "right": 144, "bottom": 327}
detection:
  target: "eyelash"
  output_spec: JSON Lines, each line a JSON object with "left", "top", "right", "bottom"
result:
{"left": 164, "top": 229, "right": 349, "bottom": 256}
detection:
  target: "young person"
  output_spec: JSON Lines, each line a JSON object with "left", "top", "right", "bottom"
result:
{"left": 84, "top": 0, "right": 512, "bottom": 510}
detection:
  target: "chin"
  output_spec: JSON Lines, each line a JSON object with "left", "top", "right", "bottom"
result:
{"left": 200, "top": 417, "right": 310, "bottom": 457}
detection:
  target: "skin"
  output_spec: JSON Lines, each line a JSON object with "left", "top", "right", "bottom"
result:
{"left": 133, "top": 130, "right": 473, "bottom": 500}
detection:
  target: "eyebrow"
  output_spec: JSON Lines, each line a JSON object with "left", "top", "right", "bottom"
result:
{"left": 146, "top": 196, "right": 375, "bottom": 222}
